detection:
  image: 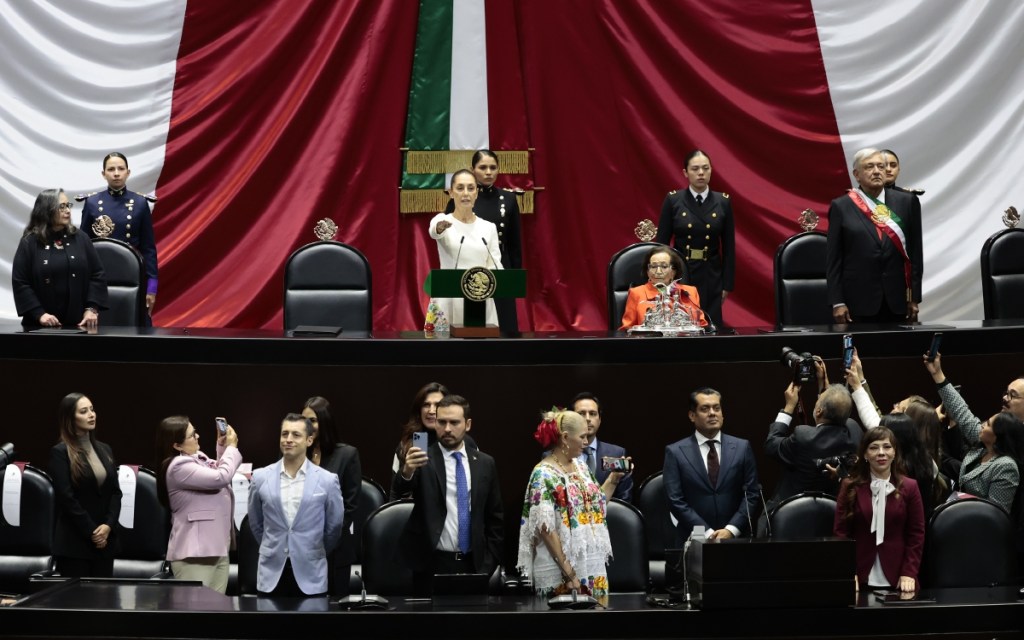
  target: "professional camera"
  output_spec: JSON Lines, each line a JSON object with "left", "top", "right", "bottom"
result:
{"left": 780, "top": 347, "right": 815, "bottom": 384}
{"left": 813, "top": 452, "right": 857, "bottom": 479}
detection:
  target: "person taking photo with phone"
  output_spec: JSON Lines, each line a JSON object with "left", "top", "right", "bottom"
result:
{"left": 156, "top": 416, "right": 242, "bottom": 593}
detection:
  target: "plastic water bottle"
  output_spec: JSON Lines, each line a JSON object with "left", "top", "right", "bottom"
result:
{"left": 435, "top": 311, "right": 450, "bottom": 339}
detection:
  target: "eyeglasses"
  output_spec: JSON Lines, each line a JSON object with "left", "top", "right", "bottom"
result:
{"left": 648, "top": 263, "right": 673, "bottom": 271}
{"left": 185, "top": 431, "right": 199, "bottom": 440}
{"left": 1004, "top": 389, "right": 1023, "bottom": 401}
{"left": 58, "top": 202, "right": 74, "bottom": 211}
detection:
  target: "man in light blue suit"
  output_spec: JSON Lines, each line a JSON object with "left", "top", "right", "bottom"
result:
{"left": 249, "top": 413, "right": 344, "bottom": 596}
{"left": 663, "top": 387, "right": 760, "bottom": 546}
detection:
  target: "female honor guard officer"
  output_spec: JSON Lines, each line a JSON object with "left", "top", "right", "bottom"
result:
{"left": 445, "top": 149, "right": 523, "bottom": 333}
{"left": 655, "top": 150, "right": 735, "bottom": 329}
{"left": 80, "top": 152, "right": 159, "bottom": 323}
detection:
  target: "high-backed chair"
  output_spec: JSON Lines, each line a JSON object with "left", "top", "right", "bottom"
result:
{"left": 923, "top": 497, "right": 1016, "bottom": 588}
{"left": 773, "top": 231, "right": 831, "bottom": 326}
{"left": 236, "top": 514, "right": 259, "bottom": 595}
{"left": 767, "top": 492, "right": 837, "bottom": 539}
{"left": 607, "top": 242, "right": 689, "bottom": 331}
{"left": 113, "top": 467, "right": 171, "bottom": 579}
{"left": 981, "top": 227, "right": 1024, "bottom": 320}
{"left": 345, "top": 477, "right": 387, "bottom": 593}
{"left": 0, "top": 464, "right": 55, "bottom": 595}
{"left": 634, "top": 471, "right": 675, "bottom": 588}
{"left": 360, "top": 500, "right": 415, "bottom": 595}
{"left": 605, "top": 498, "right": 650, "bottom": 592}
{"left": 93, "top": 238, "right": 145, "bottom": 326}
{"left": 283, "top": 241, "right": 372, "bottom": 333}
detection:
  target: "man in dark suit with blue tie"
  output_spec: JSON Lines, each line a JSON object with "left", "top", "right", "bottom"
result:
{"left": 572, "top": 392, "right": 633, "bottom": 501}
{"left": 663, "top": 387, "right": 760, "bottom": 545}
{"left": 393, "top": 395, "right": 503, "bottom": 596}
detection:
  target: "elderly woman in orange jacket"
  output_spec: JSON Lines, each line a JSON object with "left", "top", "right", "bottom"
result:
{"left": 620, "top": 244, "right": 708, "bottom": 330}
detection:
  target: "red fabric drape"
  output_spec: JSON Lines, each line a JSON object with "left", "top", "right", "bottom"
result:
{"left": 153, "top": 0, "right": 849, "bottom": 331}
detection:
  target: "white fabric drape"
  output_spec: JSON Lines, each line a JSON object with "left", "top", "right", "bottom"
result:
{"left": 813, "top": 0, "right": 1024, "bottom": 321}
{"left": 0, "top": 0, "right": 186, "bottom": 320}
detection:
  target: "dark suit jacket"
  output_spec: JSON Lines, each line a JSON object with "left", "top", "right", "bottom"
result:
{"left": 320, "top": 443, "right": 361, "bottom": 565}
{"left": 393, "top": 442, "right": 503, "bottom": 576}
{"left": 764, "top": 420, "right": 859, "bottom": 510}
{"left": 49, "top": 440, "right": 122, "bottom": 559}
{"left": 834, "top": 476, "right": 925, "bottom": 586}
{"left": 825, "top": 188, "right": 923, "bottom": 318}
{"left": 12, "top": 231, "right": 108, "bottom": 328}
{"left": 663, "top": 433, "right": 760, "bottom": 545}
{"left": 594, "top": 439, "right": 634, "bottom": 502}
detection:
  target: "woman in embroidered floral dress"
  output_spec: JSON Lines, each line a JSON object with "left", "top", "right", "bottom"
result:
{"left": 518, "top": 410, "right": 622, "bottom": 598}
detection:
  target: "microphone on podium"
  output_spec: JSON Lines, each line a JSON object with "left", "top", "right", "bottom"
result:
{"left": 453, "top": 235, "right": 466, "bottom": 269}
{"left": 337, "top": 570, "right": 388, "bottom": 610}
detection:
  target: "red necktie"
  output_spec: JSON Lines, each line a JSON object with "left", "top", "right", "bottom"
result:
{"left": 707, "top": 441, "right": 720, "bottom": 488}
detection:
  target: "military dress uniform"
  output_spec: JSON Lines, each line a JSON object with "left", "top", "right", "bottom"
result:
{"left": 445, "top": 184, "right": 522, "bottom": 332}
{"left": 81, "top": 187, "right": 158, "bottom": 323}
{"left": 655, "top": 189, "right": 735, "bottom": 328}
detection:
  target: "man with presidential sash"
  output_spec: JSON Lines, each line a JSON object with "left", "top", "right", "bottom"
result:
{"left": 826, "top": 148, "right": 923, "bottom": 324}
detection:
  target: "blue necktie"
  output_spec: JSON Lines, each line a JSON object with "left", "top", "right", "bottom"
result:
{"left": 453, "top": 451, "right": 470, "bottom": 553}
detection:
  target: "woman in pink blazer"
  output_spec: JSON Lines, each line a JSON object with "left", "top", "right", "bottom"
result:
{"left": 834, "top": 426, "right": 925, "bottom": 593}
{"left": 156, "top": 416, "right": 242, "bottom": 593}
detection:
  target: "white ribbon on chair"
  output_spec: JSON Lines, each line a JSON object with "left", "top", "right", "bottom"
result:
{"left": 2, "top": 465, "right": 22, "bottom": 526}
{"left": 232, "top": 465, "right": 252, "bottom": 529}
{"left": 117, "top": 465, "right": 137, "bottom": 529}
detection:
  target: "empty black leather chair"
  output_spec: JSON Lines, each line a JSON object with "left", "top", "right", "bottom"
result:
{"left": 0, "top": 464, "right": 56, "bottom": 595}
{"left": 283, "top": 241, "right": 372, "bottom": 333}
{"left": 607, "top": 242, "right": 688, "bottom": 331}
{"left": 345, "top": 477, "right": 387, "bottom": 593}
{"left": 981, "top": 228, "right": 1024, "bottom": 320}
{"left": 360, "top": 500, "right": 415, "bottom": 595}
{"left": 767, "top": 491, "right": 837, "bottom": 539}
{"left": 924, "top": 497, "right": 1016, "bottom": 588}
{"left": 113, "top": 466, "right": 171, "bottom": 579}
{"left": 773, "top": 231, "right": 831, "bottom": 326}
{"left": 93, "top": 238, "right": 145, "bottom": 326}
{"left": 236, "top": 514, "right": 259, "bottom": 595}
{"left": 635, "top": 471, "right": 676, "bottom": 588}
{"left": 605, "top": 498, "right": 650, "bottom": 591}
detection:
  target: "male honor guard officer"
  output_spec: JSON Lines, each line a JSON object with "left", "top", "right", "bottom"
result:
{"left": 80, "top": 152, "right": 159, "bottom": 324}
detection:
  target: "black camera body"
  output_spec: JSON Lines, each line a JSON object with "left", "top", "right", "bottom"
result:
{"left": 814, "top": 452, "right": 857, "bottom": 479}
{"left": 781, "top": 347, "right": 815, "bottom": 384}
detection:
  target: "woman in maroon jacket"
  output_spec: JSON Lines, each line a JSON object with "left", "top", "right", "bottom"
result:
{"left": 834, "top": 426, "right": 925, "bottom": 593}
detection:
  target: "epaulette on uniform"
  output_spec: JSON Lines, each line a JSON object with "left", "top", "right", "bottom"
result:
{"left": 74, "top": 191, "right": 99, "bottom": 202}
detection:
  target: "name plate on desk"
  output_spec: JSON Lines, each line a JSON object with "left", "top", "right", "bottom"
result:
{"left": 685, "top": 537, "right": 855, "bottom": 609}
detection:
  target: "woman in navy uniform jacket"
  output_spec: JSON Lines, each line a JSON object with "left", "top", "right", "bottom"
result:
{"left": 81, "top": 152, "right": 158, "bottom": 321}
{"left": 655, "top": 149, "right": 735, "bottom": 328}
{"left": 49, "top": 393, "right": 122, "bottom": 578}
{"left": 12, "top": 189, "right": 107, "bottom": 330}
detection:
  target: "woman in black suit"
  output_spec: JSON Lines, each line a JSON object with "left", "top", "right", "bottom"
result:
{"left": 302, "top": 396, "right": 361, "bottom": 595}
{"left": 12, "top": 189, "right": 107, "bottom": 330}
{"left": 48, "top": 392, "right": 121, "bottom": 577}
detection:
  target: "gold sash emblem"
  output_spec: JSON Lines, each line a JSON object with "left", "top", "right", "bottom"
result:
{"left": 460, "top": 266, "right": 497, "bottom": 302}
{"left": 871, "top": 204, "right": 891, "bottom": 226}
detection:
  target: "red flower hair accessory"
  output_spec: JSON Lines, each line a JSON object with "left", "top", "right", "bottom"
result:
{"left": 533, "top": 406, "right": 565, "bottom": 449}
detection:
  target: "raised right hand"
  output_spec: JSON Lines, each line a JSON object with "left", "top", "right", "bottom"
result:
{"left": 435, "top": 220, "right": 453, "bottom": 235}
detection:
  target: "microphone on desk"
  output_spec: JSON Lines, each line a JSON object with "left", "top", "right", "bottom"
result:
{"left": 337, "top": 570, "right": 388, "bottom": 610}
{"left": 758, "top": 487, "right": 772, "bottom": 538}
{"left": 677, "top": 287, "right": 716, "bottom": 333}
{"left": 480, "top": 237, "right": 499, "bottom": 270}
{"left": 454, "top": 235, "right": 466, "bottom": 270}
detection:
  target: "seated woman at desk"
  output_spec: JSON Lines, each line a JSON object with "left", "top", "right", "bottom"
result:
{"left": 834, "top": 426, "right": 925, "bottom": 593}
{"left": 619, "top": 244, "right": 708, "bottom": 330}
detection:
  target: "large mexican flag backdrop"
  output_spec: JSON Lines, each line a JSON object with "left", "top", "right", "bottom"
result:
{"left": 2, "top": 0, "right": 1022, "bottom": 331}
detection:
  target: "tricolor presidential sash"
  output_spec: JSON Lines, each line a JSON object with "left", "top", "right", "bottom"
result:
{"left": 847, "top": 190, "right": 912, "bottom": 295}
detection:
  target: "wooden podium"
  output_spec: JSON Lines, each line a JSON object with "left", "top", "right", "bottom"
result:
{"left": 682, "top": 537, "right": 855, "bottom": 609}
{"left": 424, "top": 268, "right": 526, "bottom": 337}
